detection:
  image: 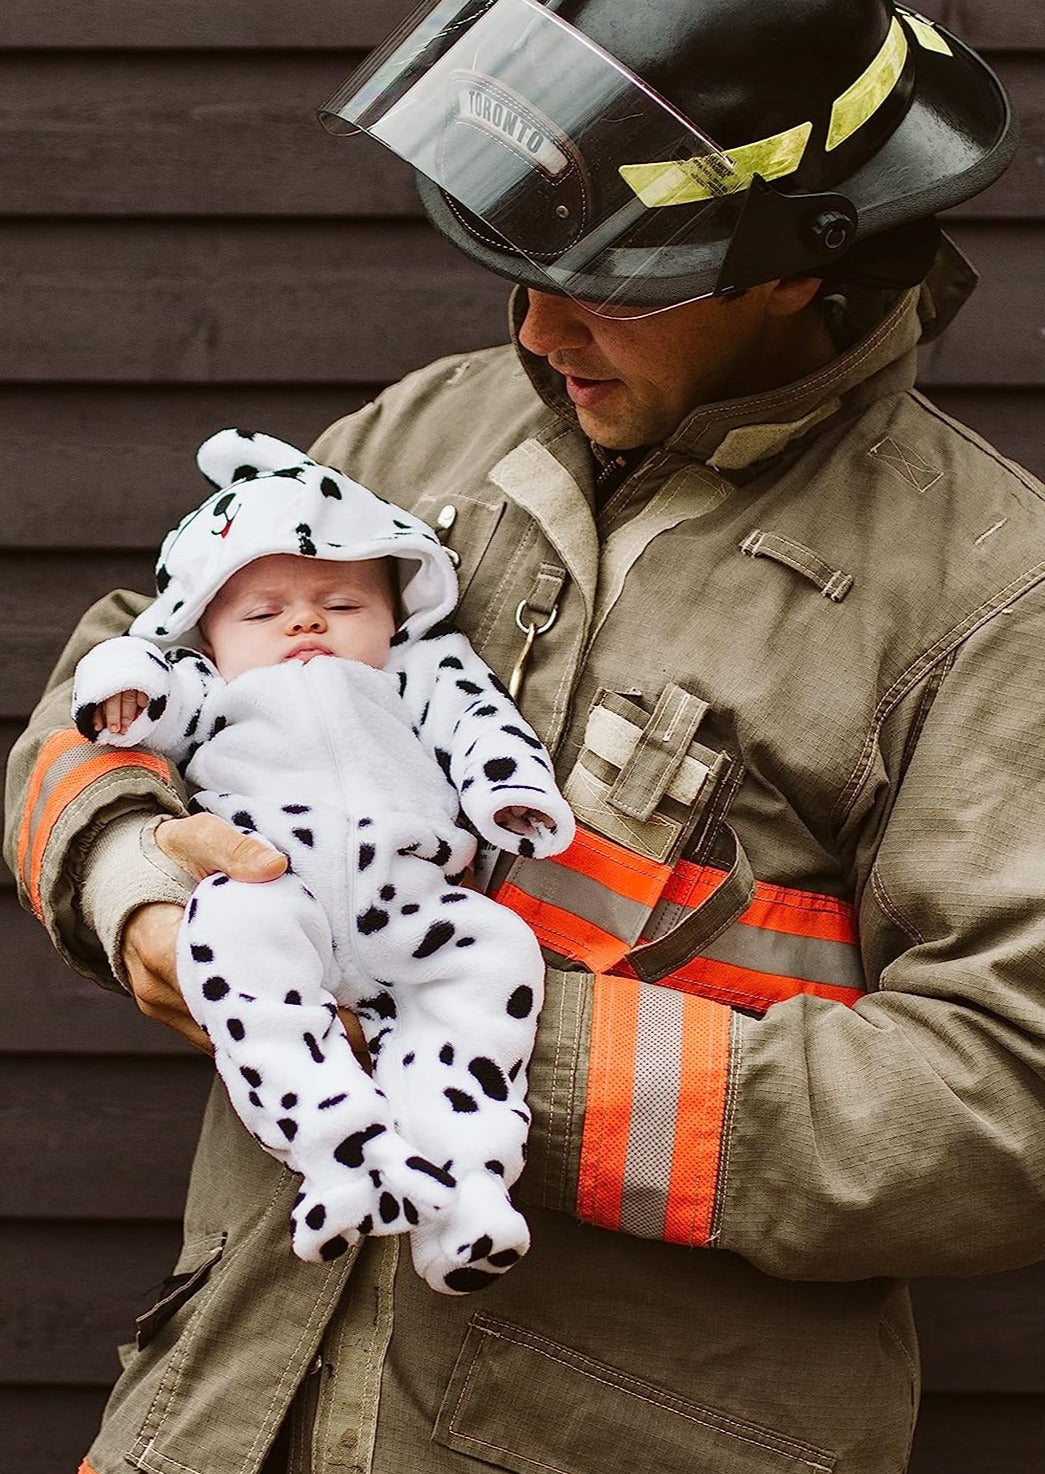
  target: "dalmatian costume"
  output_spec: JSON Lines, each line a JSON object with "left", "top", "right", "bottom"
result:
{"left": 72, "top": 429, "right": 575, "bottom": 1294}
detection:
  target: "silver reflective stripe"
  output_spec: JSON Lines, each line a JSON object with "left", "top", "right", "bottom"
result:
{"left": 618, "top": 984, "right": 683, "bottom": 1239}
{"left": 648, "top": 899, "right": 866, "bottom": 990}
{"left": 511, "top": 857, "right": 651, "bottom": 946}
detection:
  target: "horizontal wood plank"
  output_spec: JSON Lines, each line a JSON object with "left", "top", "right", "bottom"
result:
{"left": 0, "top": 386, "right": 375, "bottom": 550}
{"left": 0, "top": 552, "right": 154, "bottom": 717}
{"left": 0, "top": 53, "right": 420, "bottom": 218}
{"left": 1, "top": 1221, "right": 185, "bottom": 1383}
{"left": 1, "top": 53, "right": 1039, "bottom": 219}
{"left": 0, "top": 892, "right": 198, "bottom": 1052}
{"left": 911, "top": 1265, "right": 1045, "bottom": 1392}
{"left": 0, "top": 220, "right": 513, "bottom": 385}
{"left": 910, "top": 1394, "right": 1045, "bottom": 1474}
{"left": 916, "top": 0, "right": 1044, "bottom": 50}
{"left": 1, "top": 0, "right": 1038, "bottom": 49}
{"left": 0, "top": 1057, "right": 212, "bottom": 1219}
{"left": 0, "top": 1386, "right": 114, "bottom": 1470}
{"left": 1, "top": 221, "right": 1040, "bottom": 387}
{"left": 0, "top": 0, "right": 419, "bottom": 49}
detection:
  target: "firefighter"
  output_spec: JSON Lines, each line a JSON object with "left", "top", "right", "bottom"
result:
{"left": 7, "top": 2, "right": 1041, "bottom": 1470}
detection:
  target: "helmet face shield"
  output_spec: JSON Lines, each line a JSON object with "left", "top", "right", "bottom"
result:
{"left": 320, "top": 0, "right": 746, "bottom": 317}
{"left": 321, "top": 0, "right": 1015, "bottom": 313}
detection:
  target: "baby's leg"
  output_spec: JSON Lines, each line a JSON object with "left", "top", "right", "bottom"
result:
{"left": 357, "top": 864, "right": 544, "bottom": 1293}
{"left": 178, "top": 871, "right": 454, "bottom": 1263}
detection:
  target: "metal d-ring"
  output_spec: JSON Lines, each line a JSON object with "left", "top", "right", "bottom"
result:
{"left": 509, "top": 600, "right": 559, "bottom": 699}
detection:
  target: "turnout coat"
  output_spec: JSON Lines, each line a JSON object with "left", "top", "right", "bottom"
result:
{"left": 7, "top": 241, "right": 1045, "bottom": 1474}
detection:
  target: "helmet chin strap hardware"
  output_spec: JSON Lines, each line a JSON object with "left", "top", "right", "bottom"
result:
{"left": 714, "top": 174, "right": 859, "bottom": 294}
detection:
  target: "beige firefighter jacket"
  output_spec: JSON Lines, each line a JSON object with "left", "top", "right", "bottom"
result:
{"left": 6, "top": 241, "right": 1045, "bottom": 1474}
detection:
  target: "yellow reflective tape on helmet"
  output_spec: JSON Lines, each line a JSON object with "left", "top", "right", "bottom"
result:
{"left": 826, "top": 15, "right": 908, "bottom": 151}
{"left": 619, "top": 121, "right": 813, "bottom": 207}
{"left": 899, "top": 8, "right": 953, "bottom": 56}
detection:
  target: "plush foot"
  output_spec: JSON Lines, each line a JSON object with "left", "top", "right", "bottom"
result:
{"left": 290, "top": 1126, "right": 457, "bottom": 1263}
{"left": 409, "top": 1169, "right": 530, "bottom": 1293}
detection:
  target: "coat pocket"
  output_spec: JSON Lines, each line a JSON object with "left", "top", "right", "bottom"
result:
{"left": 434, "top": 1314, "right": 836, "bottom": 1474}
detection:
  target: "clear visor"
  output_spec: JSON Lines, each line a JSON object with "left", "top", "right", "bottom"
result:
{"left": 320, "top": 0, "right": 742, "bottom": 317}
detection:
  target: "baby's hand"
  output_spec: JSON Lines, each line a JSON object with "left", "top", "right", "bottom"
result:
{"left": 494, "top": 805, "right": 556, "bottom": 841}
{"left": 95, "top": 689, "right": 148, "bottom": 736}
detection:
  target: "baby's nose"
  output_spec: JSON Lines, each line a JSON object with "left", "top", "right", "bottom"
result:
{"left": 288, "top": 605, "right": 326, "bottom": 632}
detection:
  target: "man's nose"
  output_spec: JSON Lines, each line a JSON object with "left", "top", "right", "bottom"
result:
{"left": 517, "top": 288, "right": 592, "bottom": 357}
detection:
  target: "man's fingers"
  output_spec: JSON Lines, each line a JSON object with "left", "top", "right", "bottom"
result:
{"left": 337, "top": 1007, "right": 372, "bottom": 1073}
{"left": 155, "top": 812, "right": 288, "bottom": 882}
{"left": 122, "top": 901, "right": 213, "bottom": 1054}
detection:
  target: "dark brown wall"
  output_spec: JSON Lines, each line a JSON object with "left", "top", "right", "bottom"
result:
{"left": 2, "top": 3, "right": 1043, "bottom": 1470}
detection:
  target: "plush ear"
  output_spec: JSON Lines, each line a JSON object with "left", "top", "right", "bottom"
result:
{"left": 196, "top": 428, "right": 314, "bottom": 489}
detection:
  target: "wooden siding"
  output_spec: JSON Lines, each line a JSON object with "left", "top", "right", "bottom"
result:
{"left": 1, "top": 3, "right": 1043, "bottom": 1470}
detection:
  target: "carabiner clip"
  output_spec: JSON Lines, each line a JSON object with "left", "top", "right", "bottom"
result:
{"left": 509, "top": 600, "right": 558, "bottom": 700}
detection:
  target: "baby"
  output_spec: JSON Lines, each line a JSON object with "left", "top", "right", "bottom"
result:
{"left": 72, "top": 428, "right": 574, "bottom": 1294}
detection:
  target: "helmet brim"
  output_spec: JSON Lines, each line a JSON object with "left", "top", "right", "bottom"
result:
{"left": 417, "top": 19, "right": 1015, "bottom": 307}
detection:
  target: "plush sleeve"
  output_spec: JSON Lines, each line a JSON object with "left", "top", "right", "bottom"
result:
{"left": 391, "top": 627, "right": 575, "bottom": 857}
{"left": 73, "top": 636, "right": 224, "bottom": 770}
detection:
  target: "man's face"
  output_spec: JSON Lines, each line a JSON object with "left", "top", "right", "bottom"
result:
{"left": 517, "top": 286, "right": 785, "bottom": 449}
{"left": 202, "top": 554, "right": 398, "bottom": 681}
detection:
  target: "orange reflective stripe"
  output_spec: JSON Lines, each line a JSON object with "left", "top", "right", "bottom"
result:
{"left": 16, "top": 728, "right": 83, "bottom": 887}
{"left": 645, "top": 952, "right": 864, "bottom": 1013}
{"left": 578, "top": 975, "right": 731, "bottom": 1246}
{"left": 577, "top": 973, "right": 640, "bottom": 1230}
{"left": 497, "top": 821, "right": 864, "bottom": 1011}
{"left": 19, "top": 730, "right": 172, "bottom": 918}
{"left": 664, "top": 860, "right": 857, "bottom": 945}
{"left": 79, "top": 1462, "right": 101, "bottom": 1474}
{"left": 557, "top": 826, "right": 671, "bottom": 907}
{"left": 663, "top": 993, "right": 732, "bottom": 1246}
{"left": 495, "top": 883, "right": 631, "bottom": 972}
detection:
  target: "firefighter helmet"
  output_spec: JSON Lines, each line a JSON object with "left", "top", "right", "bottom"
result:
{"left": 320, "top": 0, "right": 1015, "bottom": 315}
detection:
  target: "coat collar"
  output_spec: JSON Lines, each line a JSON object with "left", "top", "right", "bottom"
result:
{"left": 509, "top": 235, "right": 978, "bottom": 474}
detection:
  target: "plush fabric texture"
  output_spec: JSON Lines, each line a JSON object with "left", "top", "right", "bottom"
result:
{"left": 127, "top": 428, "right": 458, "bottom": 645}
{"left": 72, "top": 435, "right": 575, "bottom": 1293}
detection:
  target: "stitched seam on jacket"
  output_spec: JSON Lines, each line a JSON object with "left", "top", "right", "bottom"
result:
{"left": 868, "top": 866, "right": 925, "bottom": 947}
{"left": 833, "top": 564, "right": 1045, "bottom": 827}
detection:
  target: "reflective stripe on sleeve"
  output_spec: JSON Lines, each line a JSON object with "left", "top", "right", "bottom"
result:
{"left": 578, "top": 974, "right": 732, "bottom": 1246}
{"left": 639, "top": 861, "right": 865, "bottom": 1011}
{"left": 17, "top": 729, "right": 173, "bottom": 919}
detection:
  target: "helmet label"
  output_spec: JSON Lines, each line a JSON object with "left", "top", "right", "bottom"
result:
{"left": 453, "top": 75, "right": 569, "bottom": 180}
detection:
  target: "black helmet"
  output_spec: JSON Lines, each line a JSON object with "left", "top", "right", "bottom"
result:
{"left": 320, "top": 0, "right": 1015, "bottom": 315}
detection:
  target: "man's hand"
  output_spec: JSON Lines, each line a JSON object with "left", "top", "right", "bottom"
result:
{"left": 121, "top": 813, "right": 370, "bottom": 1066}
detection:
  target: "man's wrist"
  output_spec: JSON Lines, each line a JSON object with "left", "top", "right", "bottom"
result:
{"left": 80, "top": 812, "right": 195, "bottom": 989}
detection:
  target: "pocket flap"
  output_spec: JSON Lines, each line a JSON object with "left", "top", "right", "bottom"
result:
{"left": 135, "top": 1232, "right": 225, "bottom": 1350}
{"left": 435, "top": 1314, "right": 835, "bottom": 1474}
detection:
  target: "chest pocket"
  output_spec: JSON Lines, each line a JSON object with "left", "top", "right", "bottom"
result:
{"left": 495, "top": 685, "right": 754, "bottom": 983}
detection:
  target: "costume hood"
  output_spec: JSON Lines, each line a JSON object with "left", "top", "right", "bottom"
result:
{"left": 129, "top": 429, "right": 458, "bottom": 645}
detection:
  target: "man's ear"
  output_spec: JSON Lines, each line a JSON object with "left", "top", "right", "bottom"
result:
{"left": 764, "top": 275, "right": 825, "bottom": 317}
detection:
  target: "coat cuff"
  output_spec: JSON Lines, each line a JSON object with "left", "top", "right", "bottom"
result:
{"left": 80, "top": 813, "right": 197, "bottom": 989}
{"left": 14, "top": 727, "right": 187, "bottom": 987}
{"left": 577, "top": 974, "right": 736, "bottom": 1247}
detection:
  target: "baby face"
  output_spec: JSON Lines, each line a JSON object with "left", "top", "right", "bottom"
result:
{"left": 202, "top": 553, "right": 398, "bottom": 680}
